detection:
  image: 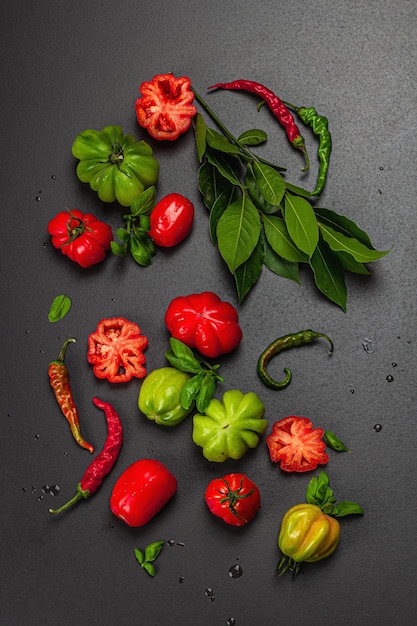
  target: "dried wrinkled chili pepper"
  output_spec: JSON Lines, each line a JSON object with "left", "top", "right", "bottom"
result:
{"left": 49, "top": 397, "right": 123, "bottom": 515}
{"left": 284, "top": 102, "right": 332, "bottom": 196}
{"left": 257, "top": 330, "right": 334, "bottom": 390}
{"left": 207, "top": 79, "right": 309, "bottom": 170}
{"left": 48, "top": 338, "right": 94, "bottom": 453}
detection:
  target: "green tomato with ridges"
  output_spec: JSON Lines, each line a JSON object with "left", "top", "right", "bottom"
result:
{"left": 138, "top": 367, "right": 193, "bottom": 426}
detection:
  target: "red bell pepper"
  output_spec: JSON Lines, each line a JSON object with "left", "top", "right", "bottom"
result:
{"left": 87, "top": 317, "right": 148, "bottom": 383}
{"left": 164, "top": 291, "right": 243, "bottom": 359}
{"left": 135, "top": 73, "right": 197, "bottom": 141}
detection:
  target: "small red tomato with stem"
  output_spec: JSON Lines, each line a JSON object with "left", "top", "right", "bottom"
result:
{"left": 110, "top": 458, "right": 177, "bottom": 527}
{"left": 205, "top": 473, "right": 261, "bottom": 526}
{"left": 47, "top": 209, "right": 113, "bottom": 268}
{"left": 148, "top": 193, "right": 194, "bottom": 247}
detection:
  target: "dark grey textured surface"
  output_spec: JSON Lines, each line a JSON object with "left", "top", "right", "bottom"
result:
{"left": 1, "top": 1, "right": 416, "bottom": 624}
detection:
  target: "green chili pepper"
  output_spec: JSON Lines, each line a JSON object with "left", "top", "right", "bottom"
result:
{"left": 284, "top": 102, "right": 332, "bottom": 196}
{"left": 323, "top": 429, "right": 350, "bottom": 452}
{"left": 257, "top": 329, "right": 334, "bottom": 390}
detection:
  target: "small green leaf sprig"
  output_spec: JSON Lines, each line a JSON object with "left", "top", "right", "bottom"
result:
{"left": 134, "top": 540, "right": 165, "bottom": 577}
{"left": 111, "top": 186, "right": 157, "bottom": 266}
{"left": 191, "top": 87, "right": 389, "bottom": 311}
{"left": 165, "top": 337, "right": 224, "bottom": 412}
{"left": 306, "top": 471, "right": 364, "bottom": 517}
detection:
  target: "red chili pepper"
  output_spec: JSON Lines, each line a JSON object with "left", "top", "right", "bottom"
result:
{"left": 48, "top": 338, "right": 94, "bottom": 453}
{"left": 49, "top": 397, "right": 123, "bottom": 515}
{"left": 208, "top": 79, "right": 309, "bottom": 170}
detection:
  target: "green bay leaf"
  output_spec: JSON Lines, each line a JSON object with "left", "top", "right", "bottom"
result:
{"left": 234, "top": 233, "right": 265, "bottom": 302}
{"left": 252, "top": 161, "right": 286, "bottom": 206}
{"left": 284, "top": 193, "right": 319, "bottom": 256}
{"left": 309, "top": 240, "right": 347, "bottom": 311}
{"left": 217, "top": 195, "right": 261, "bottom": 273}
{"left": 263, "top": 214, "right": 308, "bottom": 262}
{"left": 319, "top": 223, "right": 389, "bottom": 263}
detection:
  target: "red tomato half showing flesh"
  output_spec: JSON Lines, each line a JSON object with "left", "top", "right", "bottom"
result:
{"left": 266, "top": 416, "right": 329, "bottom": 472}
{"left": 148, "top": 193, "right": 194, "bottom": 247}
{"left": 110, "top": 459, "right": 177, "bottom": 527}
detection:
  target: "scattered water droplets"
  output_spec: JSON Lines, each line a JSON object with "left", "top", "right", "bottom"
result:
{"left": 362, "top": 338, "right": 375, "bottom": 354}
{"left": 386, "top": 375, "right": 394, "bottom": 383}
{"left": 228, "top": 564, "right": 243, "bottom": 578}
{"left": 178, "top": 576, "right": 185, "bottom": 584}
{"left": 227, "top": 619, "right": 236, "bottom": 626}
{"left": 205, "top": 588, "right": 215, "bottom": 602}
{"left": 374, "top": 424, "right": 382, "bottom": 432}
{"left": 42, "top": 484, "right": 60, "bottom": 496}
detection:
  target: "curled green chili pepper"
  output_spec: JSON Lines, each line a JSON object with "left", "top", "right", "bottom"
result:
{"left": 257, "top": 329, "right": 334, "bottom": 390}
{"left": 284, "top": 102, "right": 332, "bottom": 196}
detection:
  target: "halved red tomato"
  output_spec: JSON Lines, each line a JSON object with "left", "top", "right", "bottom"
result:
{"left": 266, "top": 416, "right": 329, "bottom": 472}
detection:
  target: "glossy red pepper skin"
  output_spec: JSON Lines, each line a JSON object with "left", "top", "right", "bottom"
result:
{"left": 47, "top": 210, "right": 113, "bottom": 268}
{"left": 148, "top": 193, "right": 194, "bottom": 247}
{"left": 49, "top": 397, "right": 123, "bottom": 515}
{"left": 110, "top": 459, "right": 177, "bottom": 527}
{"left": 205, "top": 473, "right": 261, "bottom": 526}
{"left": 164, "top": 291, "right": 243, "bottom": 359}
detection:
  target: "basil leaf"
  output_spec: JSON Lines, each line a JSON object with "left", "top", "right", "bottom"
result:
{"left": 48, "top": 295, "right": 72, "bottom": 323}
{"left": 263, "top": 214, "right": 308, "bottom": 263}
{"left": 129, "top": 238, "right": 153, "bottom": 267}
{"left": 110, "top": 241, "right": 128, "bottom": 256}
{"left": 196, "top": 375, "right": 217, "bottom": 412}
{"left": 332, "top": 501, "right": 364, "bottom": 517}
{"left": 234, "top": 233, "right": 265, "bottom": 302}
{"left": 319, "top": 223, "right": 389, "bottom": 263}
{"left": 284, "top": 193, "right": 319, "bottom": 257}
{"left": 237, "top": 128, "right": 268, "bottom": 146}
{"left": 181, "top": 375, "right": 202, "bottom": 409}
{"left": 252, "top": 161, "right": 286, "bottom": 206}
{"left": 144, "top": 540, "right": 164, "bottom": 562}
{"left": 114, "top": 228, "right": 130, "bottom": 243}
{"left": 309, "top": 240, "right": 347, "bottom": 311}
{"left": 134, "top": 548, "right": 144, "bottom": 565}
{"left": 142, "top": 562, "right": 156, "bottom": 577}
{"left": 206, "top": 128, "right": 240, "bottom": 155}
{"left": 130, "top": 185, "right": 156, "bottom": 216}
{"left": 264, "top": 239, "right": 301, "bottom": 285}
{"left": 195, "top": 113, "right": 207, "bottom": 163}
{"left": 217, "top": 195, "right": 261, "bottom": 273}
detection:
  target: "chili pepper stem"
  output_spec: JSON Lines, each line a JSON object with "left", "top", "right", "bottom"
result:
{"left": 48, "top": 484, "right": 89, "bottom": 515}
{"left": 57, "top": 337, "right": 76, "bottom": 361}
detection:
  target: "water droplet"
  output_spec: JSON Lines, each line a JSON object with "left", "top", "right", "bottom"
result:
{"left": 42, "top": 484, "right": 60, "bottom": 496}
{"left": 378, "top": 189, "right": 383, "bottom": 194}
{"left": 25, "top": 330, "right": 30, "bottom": 335}
{"left": 31, "top": 486, "right": 36, "bottom": 494}
{"left": 178, "top": 577, "right": 185, "bottom": 584}
{"left": 34, "top": 433, "right": 40, "bottom": 440}
{"left": 38, "top": 495, "right": 44, "bottom": 501}
{"left": 43, "top": 241, "right": 49, "bottom": 248}
{"left": 362, "top": 338, "right": 375, "bottom": 353}
{"left": 35, "top": 196, "right": 41, "bottom": 202}
{"left": 205, "top": 588, "right": 215, "bottom": 601}
{"left": 177, "top": 541, "right": 185, "bottom": 547}
{"left": 63, "top": 451, "right": 69, "bottom": 457}
{"left": 111, "top": 298, "right": 116, "bottom": 302}
{"left": 51, "top": 174, "right": 56, "bottom": 180}
{"left": 392, "top": 362, "right": 397, "bottom": 368}
{"left": 227, "top": 619, "right": 236, "bottom": 626}
{"left": 22, "top": 487, "right": 27, "bottom": 493}
{"left": 386, "top": 375, "right": 394, "bottom": 382}
{"left": 374, "top": 424, "right": 382, "bottom": 432}
{"left": 39, "top": 349, "right": 45, "bottom": 354}
{"left": 349, "top": 388, "right": 355, "bottom": 394}
{"left": 228, "top": 564, "right": 243, "bottom": 578}
{"left": 379, "top": 166, "right": 384, "bottom": 170}
{"left": 167, "top": 539, "right": 175, "bottom": 546}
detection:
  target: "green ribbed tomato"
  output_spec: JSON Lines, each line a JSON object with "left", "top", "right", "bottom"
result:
{"left": 72, "top": 125, "right": 159, "bottom": 207}
{"left": 138, "top": 367, "right": 193, "bottom": 426}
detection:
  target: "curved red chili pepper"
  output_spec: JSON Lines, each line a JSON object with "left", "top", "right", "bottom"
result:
{"left": 49, "top": 397, "right": 123, "bottom": 515}
{"left": 208, "top": 79, "right": 309, "bottom": 170}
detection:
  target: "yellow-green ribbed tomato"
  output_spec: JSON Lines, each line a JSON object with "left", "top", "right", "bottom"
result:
{"left": 138, "top": 367, "right": 192, "bottom": 426}
{"left": 277, "top": 503, "right": 340, "bottom": 578}
{"left": 72, "top": 125, "right": 159, "bottom": 207}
